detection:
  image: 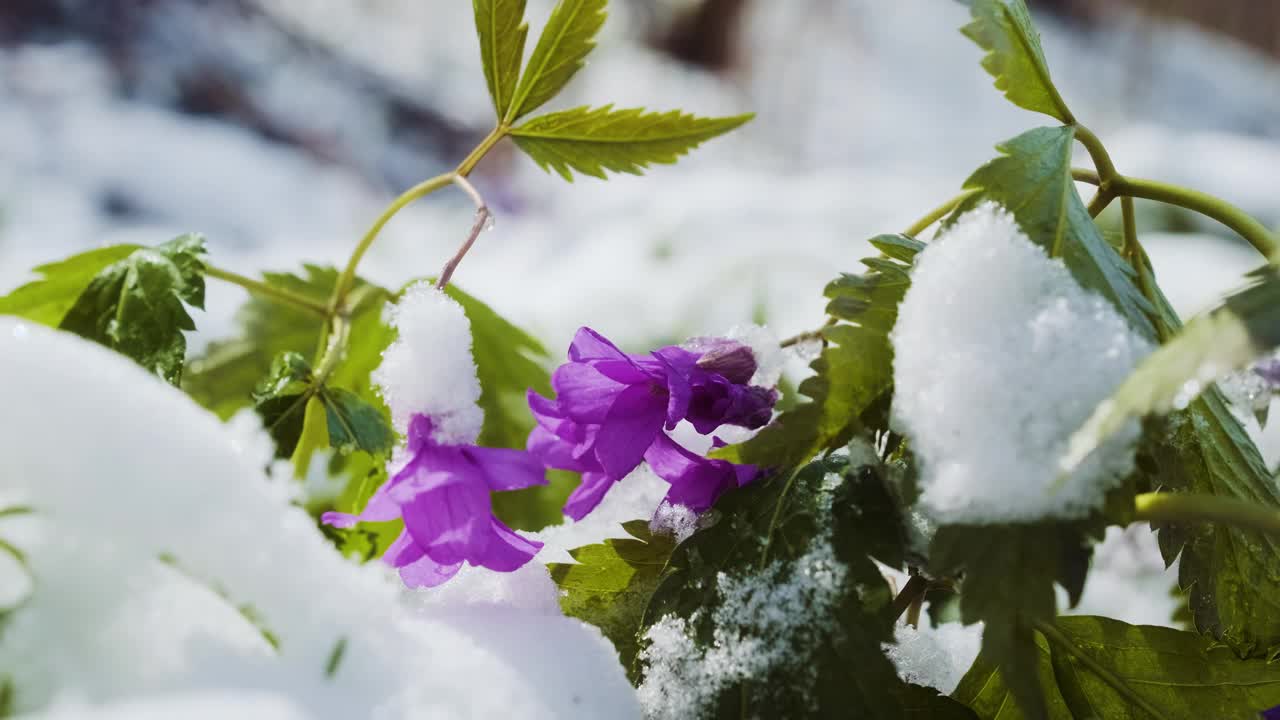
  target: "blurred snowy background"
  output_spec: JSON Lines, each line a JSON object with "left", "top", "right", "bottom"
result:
{"left": 1, "top": 0, "right": 1278, "bottom": 629}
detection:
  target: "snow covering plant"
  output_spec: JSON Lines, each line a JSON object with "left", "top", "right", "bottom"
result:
{"left": 6, "top": 0, "right": 1280, "bottom": 718}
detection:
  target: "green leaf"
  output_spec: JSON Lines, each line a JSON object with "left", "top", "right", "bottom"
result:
{"left": 932, "top": 524, "right": 1098, "bottom": 720}
{"left": 962, "top": 0, "right": 1074, "bottom": 122}
{"left": 639, "top": 451, "right": 913, "bottom": 718}
{"left": 184, "top": 265, "right": 389, "bottom": 420}
{"left": 901, "top": 684, "right": 979, "bottom": 719}
{"left": 318, "top": 387, "right": 395, "bottom": 457}
{"left": 549, "top": 520, "right": 677, "bottom": 677}
{"left": 474, "top": 0, "right": 529, "bottom": 119}
{"left": 956, "top": 616, "right": 1280, "bottom": 719}
{"left": 1062, "top": 267, "right": 1280, "bottom": 475}
{"left": 1133, "top": 265, "right": 1280, "bottom": 656}
{"left": 715, "top": 244, "right": 912, "bottom": 469}
{"left": 252, "top": 351, "right": 315, "bottom": 458}
{"left": 510, "top": 105, "right": 752, "bottom": 181}
{"left": 505, "top": 0, "right": 607, "bottom": 122}
{"left": 58, "top": 234, "right": 207, "bottom": 384}
{"left": 0, "top": 244, "right": 141, "bottom": 326}
{"left": 957, "top": 127, "right": 1156, "bottom": 340}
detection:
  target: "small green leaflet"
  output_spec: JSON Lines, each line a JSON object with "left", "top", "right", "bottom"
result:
{"left": 1062, "top": 267, "right": 1280, "bottom": 476}
{"left": 252, "top": 351, "right": 394, "bottom": 460}
{"left": 504, "top": 0, "right": 607, "bottom": 123}
{"left": 0, "top": 244, "right": 140, "bottom": 326}
{"left": 1130, "top": 264, "right": 1280, "bottom": 656}
{"left": 956, "top": 127, "right": 1156, "bottom": 340}
{"left": 548, "top": 520, "right": 676, "bottom": 678}
{"left": 184, "top": 265, "right": 389, "bottom": 420}
{"left": 638, "top": 451, "right": 924, "bottom": 718}
{"left": 932, "top": 524, "right": 1096, "bottom": 720}
{"left": 955, "top": 616, "right": 1280, "bottom": 719}
{"left": 59, "top": 234, "right": 207, "bottom": 385}
{"left": 714, "top": 237, "right": 916, "bottom": 469}
{"left": 962, "top": 0, "right": 1074, "bottom": 123}
{"left": 473, "top": 0, "right": 529, "bottom": 119}
{"left": 510, "top": 105, "right": 753, "bottom": 181}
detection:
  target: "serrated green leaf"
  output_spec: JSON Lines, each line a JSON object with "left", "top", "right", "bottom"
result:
{"left": 932, "top": 524, "right": 1097, "bottom": 720}
{"left": 319, "top": 387, "right": 395, "bottom": 457}
{"left": 1130, "top": 264, "right": 1280, "bottom": 656}
{"left": 505, "top": 0, "right": 607, "bottom": 122}
{"left": 549, "top": 520, "right": 676, "bottom": 677}
{"left": 962, "top": 0, "right": 1074, "bottom": 122}
{"left": 510, "top": 105, "right": 752, "bottom": 181}
{"left": 0, "top": 244, "right": 140, "bottom": 326}
{"left": 715, "top": 246, "right": 909, "bottom": 469}
{"left": 474, "top": 0, "right": 529, "bottom": 119}
{"left": 957, "top": 127, "right": 1156, "bottom": 340}
{"left": 59, "top": 234, "right": 207, "bottom": 384}
{"left": 639, "top": 451, "right": 913, "bottom": 718}
{"left": 957, "top": 616, "right": 1280, "bottom": 719}
{"left": 1063, "top": 267, "right": 1280, "bottom": 475}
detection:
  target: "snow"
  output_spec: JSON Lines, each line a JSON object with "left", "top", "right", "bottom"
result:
{"left": 534, "top": 467, "right": 671, "bottom": 565}
{"left": 1062, "top": 524, "right": 1181, "bottom": 628}
{"left": 22, "top": 691, "right": 311, "bottom": 720}
{"left": 0, "top": 318, "right": 640, "bottom": 719}
{"left": 636, "top": 539, "right": 848, "bottom": 720}
{"left": 892, "top": 203, "right": 1154, "bottom": 523}
{"left": 885, "top": 621, "right": 983, "bottom": 695}
{"left": 373, "top": 281, "right": 483, "bottom": 442}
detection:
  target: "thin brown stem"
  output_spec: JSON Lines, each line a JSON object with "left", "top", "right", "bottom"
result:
{"left": 890, "top": 575, "right": 929, "bottom": 623}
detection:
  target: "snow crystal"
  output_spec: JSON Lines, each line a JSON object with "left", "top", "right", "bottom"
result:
{"left": 373, "top": 282, "right": 483, "bottom": 443}
{"left": 891, "top": 203, "right": 1153, "bottom": 523}
{"left": 649, "top": 503, "right": 700, "bottom": 543}
{"left": 637, "top": 540, "right": 847, "bottom": 719}
{"left": 0, "top": 318, "right": 640, "bottom": 719}
{"left": 884, "top": 621, "right": 982, "bottom": 695}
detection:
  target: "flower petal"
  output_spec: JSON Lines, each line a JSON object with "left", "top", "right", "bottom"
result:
{"left": 552, "top": 363, "right": 630, "bottom": 423}
{"left": 644, "top": 434, "right": 738, "bottom": 513}
{"left": 401, "top": 474, "right": 492, "bottom": 566}
{"left": 593, "top": 383, "right": 666, "bottom": 479}
{"left": 476, "top": 517, "right": 543, "bottom": 572}
{"left": 568, "top": 327, "right": 630, "bottom": 362}
{"left": 528, "top": 425, "right": 595, "bottom": 472}
{"left": 563, "top": 471, "right": 617, "bottom": 521}
{"left": 463, "top": 445, "right": 548, "bottom": 492}
{"left": 400, "top": 555, "right": 464, "bottom": 588}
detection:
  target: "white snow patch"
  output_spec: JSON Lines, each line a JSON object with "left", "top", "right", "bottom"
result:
{"left": 649, "top": 503, "right": 700, "bottom": 544}
{"left": 373, "top": 282, "right": 483, "bottom": 443}
{"left": 636, "top": 540, "right": 847, "bottom": 719}
{"left": 892, "top": 203, "right": 1153, "bottom": 523}
{"left": 1062, "top": 524, "right": 1180, "bottom": 628}
{"left": 0, "top": 318, "right": 639, "bottom": 719}
{"left": 534, "top": 467, "right": 671, "bottom": 565}
{"left": 885, "top": 621, "right": 983, "bottom": 695}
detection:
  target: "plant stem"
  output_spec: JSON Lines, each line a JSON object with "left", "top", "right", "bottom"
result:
{"left": 329, "top": 172, "right": 455, "bottom": 312}
{"left": 204, "top": 265, "right": 328, "bottom": 318}
{"left": 903, "top": 189, "right": 979, "bottom": 238}
{"left": 779, "top": 318, "right": 837, "bottom": 349}
{"left": 1033, "top": 620, "right": 1165, "bottom": 720}
{"left": 1112, "top": 176, "right": 1278, "bottom": 260}
{"left": 890, "top": 575, "right": 929, "bottom": 623}
{"left": 1074, "top": 126, "right": 1119, "bottom": 218}
{"left": 437, "top": 174, "right": 492, "bottom": 290}
{"left": 1134, "top": 491, "right": 1280, "bottom": 536}
{"left": 456, "top": 126, "right": 507, "bottom": 177}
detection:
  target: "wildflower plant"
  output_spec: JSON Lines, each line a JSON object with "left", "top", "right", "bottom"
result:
{"left": 4, "top": 0, "right": 1280, "bottom": 718}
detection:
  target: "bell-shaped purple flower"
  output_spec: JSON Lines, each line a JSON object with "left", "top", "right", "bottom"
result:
{"left": 323, "top": 414, "right": 546, "bottom": 588}
{"left": 527, "top": 327, "right": 775, "bottom": 520}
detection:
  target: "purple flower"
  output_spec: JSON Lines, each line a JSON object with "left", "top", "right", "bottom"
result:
{"left": 1254, "top": 358, "right": 1280, "bottom": 387}
{"left": 527, "top": 327, "right": 775, "bottom": 519}
{"left": 323, "top": 413, "right": 546, "bottom": 588}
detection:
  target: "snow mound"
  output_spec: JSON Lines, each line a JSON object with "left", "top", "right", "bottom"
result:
{"left": 373, "top": 282, "right": 483, "bottom": 443}
{"left": 891, "top": 203, "right": 1153, "bottom": 523}
{"left": 0, "top": 318, "right": 639, "bottom": 719}
{"left": 885, "top": 621, "right": 982, "bottom": 695}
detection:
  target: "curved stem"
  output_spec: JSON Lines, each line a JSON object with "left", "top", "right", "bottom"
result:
{"left": 1073, "top": 125, "right": 1119, "bottom": 184}
{"left": 890, "top": 574, "right": 929, "bottom": 624}
{"left": 1033, "top": 620, "right": 1165, "bottom": 720}
{"left": 1111, "top": 176, "right": 1278, "bottom": 261}
{"left": 437, "top": 175, "right": 492, "bottom": 290}
{"left": 1134, "top": 491, "right": 1280, "bottom": 536}
{"left": 330, "top": 172, "right": 455, "bottom": 312}
{"left": 455, "top": 126, "right": 507, "bottom": 178}
{"left": 903, "top": 189, "right": 979, "bottom": 238}
{"left": 204, "top": 265, "right": 329, "bottom": 318}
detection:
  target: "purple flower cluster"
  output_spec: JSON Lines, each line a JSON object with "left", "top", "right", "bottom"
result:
{"left": 323, "top": 414, "right": 545, "bottom": 588}
{"left": 527, "top": 328, "right": 776, "bottom": 519}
